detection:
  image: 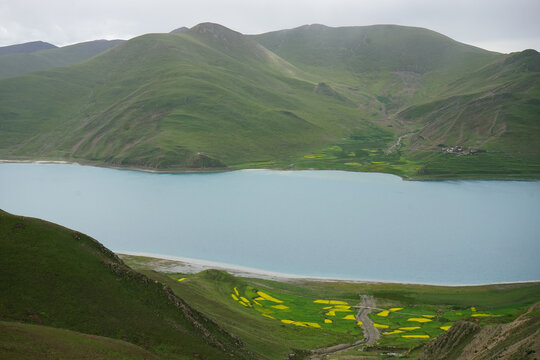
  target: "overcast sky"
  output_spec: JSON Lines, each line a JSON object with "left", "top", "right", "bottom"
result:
{"left": 1, "top": 0, "right": 539, "bottom": 53}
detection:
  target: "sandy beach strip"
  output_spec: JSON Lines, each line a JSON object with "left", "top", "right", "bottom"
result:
{"left": 117, "top": 252, "right": 540, "bottom": 287}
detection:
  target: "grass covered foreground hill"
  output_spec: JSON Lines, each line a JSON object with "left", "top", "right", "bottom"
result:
{"left": 123, "top": 254, "right": 540, "bottom": 360}
{"left": 0, "top": 23, "right": 539, "bottom": 178}
{"left": 0, "top": 209, "right": 253, "bottom": 359}
{"left": 0, "top": 210, "right": 538, "bottom": 359}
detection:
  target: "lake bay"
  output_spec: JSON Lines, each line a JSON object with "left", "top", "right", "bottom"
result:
{"left": 1, "top": 163, "right": 539, "bottom": 285}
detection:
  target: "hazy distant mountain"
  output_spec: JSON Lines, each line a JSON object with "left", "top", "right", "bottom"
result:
{"left": 170, "top": 26, "right": 189, "bottom": 34}
{"left": 0, "top": 40, "right": 57, "bottom": 55}
{"left": 0, "top": 23, "right": 538, "bottom": 178}
{"left": 0, "top": 39, "right": 124, "bottom": 79}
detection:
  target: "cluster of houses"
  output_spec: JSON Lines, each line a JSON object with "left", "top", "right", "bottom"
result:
{"left": 440, "top": 145, "right": 481, "bottom": 155}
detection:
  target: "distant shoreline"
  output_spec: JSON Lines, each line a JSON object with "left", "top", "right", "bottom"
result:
{"left": 117, "top": 251, "right": 540, "bottom": 287}
{"left": 2, "top": 159, "right": 538, "bottom": 182}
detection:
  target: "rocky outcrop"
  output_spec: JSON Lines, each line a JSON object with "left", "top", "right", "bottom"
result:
{"left": 421, "top": 320, "right": 480, "bottom": 360}
{"left": 422, "top": 303, "right": 540, "bottom": 360}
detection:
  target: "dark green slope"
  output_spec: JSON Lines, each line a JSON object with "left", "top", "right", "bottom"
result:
{"left": 0, "top": 210, "right": 252, "bottom": 359}
{"left": 0, "top": 39, "right": 123, "bottom": 79}
{"left": 0, "top": 321, "right": 159, "bottom": 360}
{"left": 0, "top": 23, "right": 365, "bottom": 170}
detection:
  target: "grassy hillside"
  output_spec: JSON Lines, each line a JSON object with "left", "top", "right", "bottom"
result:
{"left": 0, "top": 210, "right": 252, "bottom": 359}
{"left": 0, "top": 23, "right": 372, "bottom": 170}
{"left": 0, "top": 40, "right": 123, "bottom": 79}
{"left": 0, "top": 23, "right": 538, "bottom": 178}
{"left": 0, "top": 321, "right": 158, "bottom": 360}
{"left": 122, "top": 254, "right": 540, "bottom": 359}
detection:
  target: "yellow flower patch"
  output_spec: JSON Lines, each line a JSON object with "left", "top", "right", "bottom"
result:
{"left": 343, "top": 315, "right": 356, "bottom": 320}
{"left": 471, "top": 314, "right": 502, "bottom": 317}
{"left": 272, "top": 304, "right": 289, "bottom": 310}
{"left": 281, "top": 320, "right": 321, "bottom": 328}
{"left": 408, "top": 318, "right": 432, "bottom": 323}
{"left": 389, "top": 308, "right": 403, "bottom": 312}
{"left": 325, "top": 311, "right": 335, "bottom": 316}
{"left": 239, "top": 301, "right": 249, "bottom": 307}
{"left": 422, "top": 315, "right": 435, "bottom": 318}
{"left": 231, "top": 294, "right": 239, "bottom": 301}
{"left": 357, "top": 321, "right": 363, "bottom": 326}
{"left": 377, "top": 310, "right": 390, "bottom": 317}
{"left": 240, "top": 297, "right": 250, "bottom": 304}
{"left": 177, "top": 278, "right": 186, "bottom": 282}
{"left": 314, "top": 300, "right": 348, "bottom": 305}
{"left": 253, "top": 300, "right": 262, "bottom": 306}
{"left": 344, "top": 162, "right": 361, "bottom": 166}
{"left": 373, "top": 323, "right": 389, "bottom": 329}
{"left": 471, "top": 307, "right": 476, "bottom": 312}
{"left": 234, "top": 287, "right": 239, "bottom": 296}
{"left": 402, "top": 335, "right": 430, "bottom": 339}
{"left": 399, "top": 327, "right": 421, "bottom": 331}
{"left": 383, "top": 330, "right": 404, "bottom": 335}
{"left": 256, "top": 291, "right": 283, "bottom": 303}
{"left": 440, "top": 325, "right": 452, "bottom": 331}
{"left": 262, "top": 314, "right": 275, "bottom": 319}
{"left": 324, "top": 319, "right": 333, "bottom": 324}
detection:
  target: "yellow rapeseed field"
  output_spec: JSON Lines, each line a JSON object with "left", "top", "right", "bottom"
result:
{"left": 402, "top": 335, "right": 430, "bottom": 339}
{"left": 256, "top": 291, "right": 283, "bottom": 303}
{"left": 383, "top": 330, "right": 404, "bottom": 335}
{"left": 407, "top": 318, "right": 432, "bottom": 323}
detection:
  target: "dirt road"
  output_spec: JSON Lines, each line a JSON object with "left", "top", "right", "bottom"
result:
{"left": 309, "top": 295, "right": 379, "bottom": 359}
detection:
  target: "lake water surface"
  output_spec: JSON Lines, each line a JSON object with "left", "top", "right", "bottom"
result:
{"left": 1, "top": 163, "right": 539, "bottom": 285}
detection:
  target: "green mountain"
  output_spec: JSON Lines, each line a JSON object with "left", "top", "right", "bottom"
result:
{"left": 0, "top": 39, "right": 123, "bottom": 79}
{"left": 0, "top": 209, "right": 252, "bottom": 359}
{"left": 0, "top": 23, "right": 538, "bottom": 178}
{"left": 0, "top": 23, "right": 363, "bottom": 169}
{"left": 0, "top": 40, "right": 57, "bottom": 55}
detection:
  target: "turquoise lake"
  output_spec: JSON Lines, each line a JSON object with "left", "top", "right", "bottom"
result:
{"left": 1, "top": 163, "right": 539, "bottom": 285}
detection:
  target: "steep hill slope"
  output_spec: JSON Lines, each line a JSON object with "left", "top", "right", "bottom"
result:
{"left": 252, "top": 24, "right": 500, "bottom": 109}
{"left": 396, "top": 49, "right": 540, "bottom": 178}
{"left": 0, "top": 321, "right": 159, "bottom": 360}
{"left": 0, "top": 209, "right": 252, "bottom": 359}
{"left": 0, "top": 41, "right": 57, "bottom": 55}
{"left": 0, "top": 23, "right": 365, "bottom": 170}
{"left": 253, "top": 25, "right": 540, "bottom": 178}
{"left": 421, "top": 303, "right": 540, "bottom": 360}
{"left": 0, "top": 39, "right": 123, "bottom": 79}
{"left": 253, "top": 24, "right": 497, "bottom": 76}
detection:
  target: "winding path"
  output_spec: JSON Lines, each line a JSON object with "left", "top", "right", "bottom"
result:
{"left": 309, "top": 295, "right": 380, "bottom": 359}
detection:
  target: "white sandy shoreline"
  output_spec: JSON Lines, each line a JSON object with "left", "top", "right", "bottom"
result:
{"left": 117, "top": 251, "right": 540, "bottom": 287}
